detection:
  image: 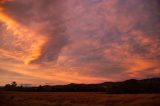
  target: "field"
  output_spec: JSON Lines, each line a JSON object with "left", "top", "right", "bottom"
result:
{"left": 0, "top": 92, "right": 160, "bottom": 106}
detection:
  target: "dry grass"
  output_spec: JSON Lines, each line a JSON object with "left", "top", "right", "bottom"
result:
{"left": 0, "top": 92, "right": 160, "bottom": 106}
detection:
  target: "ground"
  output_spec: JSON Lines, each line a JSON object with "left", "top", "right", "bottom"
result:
{"left": 0, "top": 92, "right": 160, "bottom": 106}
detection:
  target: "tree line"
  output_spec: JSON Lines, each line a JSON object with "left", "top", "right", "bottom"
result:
{"left": 0, "top": 78, "right": 160, "bottom": 93}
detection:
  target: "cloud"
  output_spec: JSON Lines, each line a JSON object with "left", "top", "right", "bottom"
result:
{"left": 0, "top": 0, "right": 159, "bottom": 85}
{"left": 0, "top": 0, "right": 68, "bottom": 64}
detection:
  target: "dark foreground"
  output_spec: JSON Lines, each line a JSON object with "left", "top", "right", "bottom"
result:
{"left": 0, "top": 92, "right": 160, "bottom": 106}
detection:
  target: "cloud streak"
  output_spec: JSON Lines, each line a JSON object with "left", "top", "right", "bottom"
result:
{"left": 0, "top": 2, "right": 48, "bottom": 64}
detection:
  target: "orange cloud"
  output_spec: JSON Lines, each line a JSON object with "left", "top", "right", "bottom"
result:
{"left": 0, "top": 60, "right": 109, "bottom": 85}
{"left": 0, "top": 0, "right": 159, "bottom": 85}
{"left": 0, "top": 8, "right": 47, "bottom": 64}
{"left": 124, "top": 58, "right": 155, "bottom": 77}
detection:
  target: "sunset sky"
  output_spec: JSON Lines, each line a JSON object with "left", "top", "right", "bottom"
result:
{"left": 0, "top": 0, "right": 160, "bottom": 85}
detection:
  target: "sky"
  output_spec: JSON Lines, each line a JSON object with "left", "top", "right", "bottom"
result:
{"left": 0, "top": 0, "right": 160, "bottom": 85}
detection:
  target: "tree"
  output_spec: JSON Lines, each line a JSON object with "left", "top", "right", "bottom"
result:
{"left": 11, "top": 81, "right": 17, "bottom": 87}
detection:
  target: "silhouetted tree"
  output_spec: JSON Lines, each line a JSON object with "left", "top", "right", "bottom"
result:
{"left": 11, "top": 81, "right": 17, "bottom": 87}
{"left": 4, "top": 81, "right": 17, "bottom": 91}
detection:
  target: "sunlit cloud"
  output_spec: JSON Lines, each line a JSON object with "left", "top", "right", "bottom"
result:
{"left": 0, "top": 0, "right": 159, "bottom": 85}
{"left": 0, "top": 8, "right": 47, "bottom": 64}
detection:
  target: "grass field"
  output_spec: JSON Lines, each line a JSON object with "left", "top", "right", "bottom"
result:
{"left": 0, "top": 92, "right": 160, "bottom": 106}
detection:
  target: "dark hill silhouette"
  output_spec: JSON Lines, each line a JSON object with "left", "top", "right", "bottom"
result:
{"left": 102, "top": 78, "right": 160, "bottom": 93}
{"left": 0, "top": 78, "right": 160, "bottom": 93}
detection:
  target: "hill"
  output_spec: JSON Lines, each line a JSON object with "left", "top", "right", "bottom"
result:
{"left": 1, "top": 78, "right": 160, "bottom": 93}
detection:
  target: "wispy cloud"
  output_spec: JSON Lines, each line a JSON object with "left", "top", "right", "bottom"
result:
{"left": 0, "top": 0, "right": 159, "bottom": 85}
